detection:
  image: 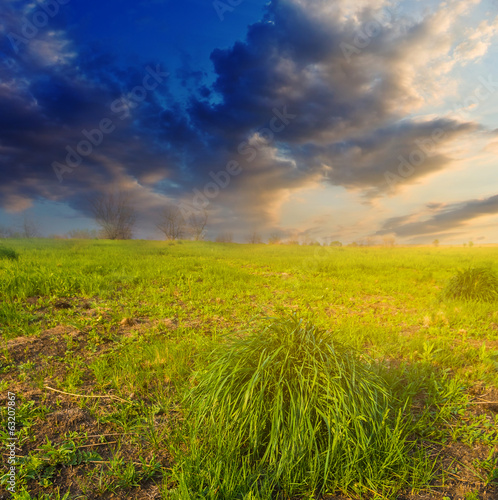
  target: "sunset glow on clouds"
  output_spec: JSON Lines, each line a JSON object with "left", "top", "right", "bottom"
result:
{"left": 0, "top": 0, "right": 497, "bottom": 243}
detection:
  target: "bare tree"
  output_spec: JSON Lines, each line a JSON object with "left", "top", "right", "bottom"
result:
{"left": 157, "top": 204, "right": 186, "bottom": 240}
{"left": 0, "top": 225, "right": 15, "bottom": 238}
{"left": 247, "top": 231, "right": 262, "bottom": 244}
{"left": 364, "top": 236, "right": 378, "bottom": 247}
{"left": 22, "top": 215, "right": 41, "bottom": 238}
{"left": 215, "top": 231, "right": 233, "bottom": 243}
{"left": 188, "top": 209, "right": 208, "bottom": 241}
{"left": 382, "top": 236, "right": 395, "bottom": 247}
{"left": 268, "top": 232, "right": 282, "bottom": 245}
{"left": 91, "top": 192, "right": 136, "bottom": 240}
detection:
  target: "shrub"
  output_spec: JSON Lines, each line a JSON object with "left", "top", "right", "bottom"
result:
{"left": 0, "top": 246, "right": 19, "bottom": 260}
{"left": 181, "top": 315, "right": 425, "bottom": 497}
{"left": 444, "top": 266, "right": 498, "bottom": 302}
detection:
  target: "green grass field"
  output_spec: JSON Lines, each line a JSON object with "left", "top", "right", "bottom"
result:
{"left": 1, "top": 240, "right": 497, "bottom": 499}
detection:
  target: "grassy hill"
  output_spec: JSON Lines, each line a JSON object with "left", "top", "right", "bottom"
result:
{"left": 1, "top": 240, "right": 497, "bottom": 499}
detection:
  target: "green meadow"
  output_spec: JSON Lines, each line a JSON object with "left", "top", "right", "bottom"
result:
{"left": 1, "top": 239, "right": 497, "bottom": 499}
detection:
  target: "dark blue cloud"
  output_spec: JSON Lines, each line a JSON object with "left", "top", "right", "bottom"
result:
{"left": 375, "top": 194, "right": 498, "bottom": 238}
{"left": 0, "top": 0, "right": 493, "bottom": 237}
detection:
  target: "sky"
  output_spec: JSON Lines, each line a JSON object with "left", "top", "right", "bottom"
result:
{"left": 0, "top": 0, "right": 497, "bottom": 244}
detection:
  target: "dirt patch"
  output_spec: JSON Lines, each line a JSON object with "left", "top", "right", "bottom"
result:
{"left": 470, "top": 386, "right": 498, "bottom": 414}
{"left": 1, "top": 325, "right": 82, "bottom": 366}
{"left": 0, "top": 386, "right": 171, "bottom": 500}
{"left": 426, "top": 441, "right": 498, "bottom": 500}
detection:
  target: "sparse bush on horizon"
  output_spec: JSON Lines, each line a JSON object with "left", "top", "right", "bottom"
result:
{"left": 0, "top": 216, "right": 42, "bottom": 239}
{"left": 268, "top": 232, "right": 283, "bottom": 244}
{"left": 66, "top": 229, "right": 100, "bottom": 239}
{"left": 215, "top": 231, "right": 233, "bottom": 243}
{"left": 0, "top": 225, "right": 16, "bottom": 238}
{"left": 247, "top": 231, "right": 262, "bottom": 244}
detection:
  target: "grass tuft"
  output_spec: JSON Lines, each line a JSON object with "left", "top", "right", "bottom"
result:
{"left": 0, "top": 245, "right": 19, "bottom": 260}
{"left": 444, "top": 266, "right": 498, "bottom": 302}
{"left": 178, "top": 315, "right": 428, "bottom": 498}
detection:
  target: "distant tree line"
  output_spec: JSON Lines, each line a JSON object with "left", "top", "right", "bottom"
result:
{"left": 0, "top": 216, "right": 41, "bottom": 239}
{"left": 0, "top": 192, "right": 418, "bottom": 247}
